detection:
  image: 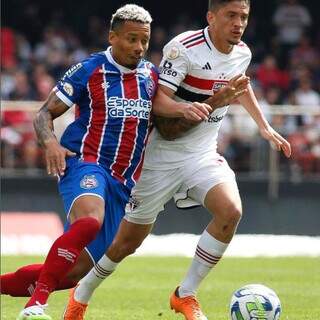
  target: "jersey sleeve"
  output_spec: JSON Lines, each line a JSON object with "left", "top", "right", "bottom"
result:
{"left": 158, "top": 40, "right": 189, "bottom": 92}
{"left": 55, "top": 62, "right": 88, "bottom": 107}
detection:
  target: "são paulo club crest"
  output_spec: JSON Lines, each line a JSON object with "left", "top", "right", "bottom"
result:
{"left": 125, "top": 195, "right": 140, "bottom": 213}
{"left": 80, "top": 175, "right": 99, "bottom": 189}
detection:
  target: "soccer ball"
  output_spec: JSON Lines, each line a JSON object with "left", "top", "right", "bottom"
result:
{"left": 230, "top": 284, "right": 281, "bottom": 320}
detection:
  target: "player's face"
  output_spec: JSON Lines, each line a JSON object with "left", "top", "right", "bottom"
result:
{"left": 207, "top": 1, "right": 249, "bottom": 46}
{"left": 109, "top": 21, "right": 150, "bottom": 69}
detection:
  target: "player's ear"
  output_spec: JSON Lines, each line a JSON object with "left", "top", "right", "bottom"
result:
{"left": 109, "top": 30, "right": 117, "bottom": 45}
{"left": 207, "top": 11, "right": 215, "bottom": 26}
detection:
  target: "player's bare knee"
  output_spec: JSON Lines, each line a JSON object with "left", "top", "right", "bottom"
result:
{"left": 221, "top": 205, "right": 242, "bottom": 228}
{"left": 71, "top": 197, "right": 105, "bottom": 226}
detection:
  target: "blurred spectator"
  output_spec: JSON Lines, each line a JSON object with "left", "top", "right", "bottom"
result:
{"left": 9, "top": 71, "right": 35, "bottom": 100}
{"left": 294, "top": 79, "right": 320, "bottom": 126}
{"left": 35, "top": 74, "right": 55, "bottom": 101}
{"left": 1, "top": 27, "right": 17, "bottom": 69}
{"left": 1, "top": 110, "right": 41, "bottom": 168}
{"left": 273, "top": 0, "right": 312, "bottom": 46}
{"left": 256, "top": 55, "right": 290, "bottom": 91}
{"left": 290, "top": 37, "right": 319, "bottom": 69}
{"left": 273, "top": 0, "right": 312, "bottom": 66}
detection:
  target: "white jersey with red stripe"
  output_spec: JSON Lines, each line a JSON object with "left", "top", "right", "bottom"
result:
{"left": 144, "top": 27, "right": 251, "bottom": 169}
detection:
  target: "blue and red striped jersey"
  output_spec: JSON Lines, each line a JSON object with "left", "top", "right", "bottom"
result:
{"left": 55, "top": 47, "right": 158, "bottom": 190}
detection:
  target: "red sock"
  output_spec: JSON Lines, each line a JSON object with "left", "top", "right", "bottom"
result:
{"left": 25, "top": 217, "right": 100, "bottom": 307}
{"left": 0, "top": 264, "right": 77, "bottom": 297}
{"left": 1, "top": 264, "right": 42, "bottom": 297}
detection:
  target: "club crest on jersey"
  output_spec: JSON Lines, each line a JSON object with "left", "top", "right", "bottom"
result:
{"left": 144, "top": 77, "right": 156, "bottom": 98}
{"left": 63, "top": 83, "right": 74, "bottom": 96}
{"left": 166, "top": 46, "right": 180, "bottom": 60}
{"left": 212, "top": 81, "right": 227, "bottom": 93}
{"left": 125, "top": 195, "right": 140, "bottom": 213}
{"left": 80, "top": 175, "right": 98, "bottom": 189}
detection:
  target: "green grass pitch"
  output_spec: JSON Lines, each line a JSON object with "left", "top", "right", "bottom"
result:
{"left": 1, "top": 255, "right": 320, "bottom": 319}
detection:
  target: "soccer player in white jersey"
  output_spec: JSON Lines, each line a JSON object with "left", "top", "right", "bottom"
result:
{"left": 64, "top": 1, "right": 291, "bottom": 319}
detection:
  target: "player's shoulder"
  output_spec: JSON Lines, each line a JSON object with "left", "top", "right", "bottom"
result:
{"left": 63, "top": 51, "right": 106, "bottom": 82}
{"left": 163, "top": 29, "right": 205, "bottom": 59}
{"left": 169, "top": 29, "right": 205, "bottom": 49}
{"left": 234, "top": 40, "right": 252, "bottom": 58}
{"left": 80, "top": 51, "right": 108, "bottom": 74}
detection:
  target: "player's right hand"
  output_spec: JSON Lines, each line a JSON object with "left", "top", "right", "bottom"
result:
{"left": 182, "top": 102, "right": 212, "bottom": 122}
{"left": 218, "top": 74, "right": 250, "bottom": 105}
{"left": 43, "top": 139, "right": 76, "bottom": 176}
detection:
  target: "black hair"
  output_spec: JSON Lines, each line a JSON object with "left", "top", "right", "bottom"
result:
{"left": 208, "top": 0, "right": 250, "bottom": 11}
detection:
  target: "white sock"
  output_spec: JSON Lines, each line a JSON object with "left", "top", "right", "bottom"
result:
{"left": 74, "top": 254, "right": 118, "bottom": 303}
{"left": 178, "top": 230, "right": 229, "bottom": 298}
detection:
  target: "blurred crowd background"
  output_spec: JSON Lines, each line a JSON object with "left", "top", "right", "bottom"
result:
{"left": 1, "top": 0, "right": 320, "bottom": 179}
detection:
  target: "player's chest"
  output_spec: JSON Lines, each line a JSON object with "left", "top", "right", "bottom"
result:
{"left": 190, "top": 54, "right": 246, "bottom": 82}
{"left": 87, "top": 73, "right": 154, "bottom": 104}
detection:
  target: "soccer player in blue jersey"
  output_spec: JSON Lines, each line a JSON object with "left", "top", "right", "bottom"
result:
{"left": 10, "top": 5, "right": 215, "bottom": 320}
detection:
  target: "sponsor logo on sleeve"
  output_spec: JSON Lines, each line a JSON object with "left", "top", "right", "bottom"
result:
{"left": 63, "top": 83, "right": 74, "bottom": 96}
{"left": 159, "top": 60, "right": 178, "bottom": 77}
{"left": 166, "top": 46, "right": 180, "bottom": 60}
{"left": 65, "top": 63, "right": 83, "bottom": 78}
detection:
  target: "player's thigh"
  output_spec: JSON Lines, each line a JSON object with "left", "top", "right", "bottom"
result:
{"left": 125, "top": 167, "right": 182, "bottom": 224}
{"left": 59, "top": 158, "right": 107, "bottom": 224}
{"left": 186, "top": 154, "right": 242, "bottom": 215}
{"left": 70, "top": 195, "right": 105, "bottom": 224}
{"left": 204, "top": 180, "right": 242, "bottom": 218}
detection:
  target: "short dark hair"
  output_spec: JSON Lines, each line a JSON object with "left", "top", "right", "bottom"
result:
{"left": 110, "top": 4, "right": 152, "bottom": 31}
{"left": 208, "top": 0, "right": 250, "bottom": 11}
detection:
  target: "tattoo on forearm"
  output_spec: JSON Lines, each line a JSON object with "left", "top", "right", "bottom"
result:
{"left": 153, "top": 115, "right": 198, "bottom": 141}
{"left": 33, "top": 103, "right": 56, "bottom": 146}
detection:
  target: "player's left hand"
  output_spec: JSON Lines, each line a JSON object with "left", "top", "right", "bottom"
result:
{"left": 182, "top": 102, "right": 212, "bottom": 122}
{"left": 259, "top": 126, "right": 291, "bottom": 158}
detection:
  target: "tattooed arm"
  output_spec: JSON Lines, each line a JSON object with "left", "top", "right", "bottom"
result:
{"left": 154, "top": 74, "right": 250, "bottom": 140}
{"left": 33, "top": 91, "right": 76, "bottom": 175}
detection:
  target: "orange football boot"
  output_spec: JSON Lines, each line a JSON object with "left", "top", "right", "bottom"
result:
{"left": 170, "top": 287, "right": 208, "bottom": 320}
{"left": 63, "top": 286, "right": 88, "bottom": 320}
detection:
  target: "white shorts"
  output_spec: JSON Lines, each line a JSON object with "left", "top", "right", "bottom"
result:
{"left": 124, "top": 152, "right": 236, "bottom": 225}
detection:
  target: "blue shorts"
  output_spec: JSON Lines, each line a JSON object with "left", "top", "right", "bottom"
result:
{"left": 58, "top": 157, "right": 130, "bottom": 263}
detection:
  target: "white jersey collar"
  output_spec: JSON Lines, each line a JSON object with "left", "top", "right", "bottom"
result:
{"left": 105, "top": 47, "right": 137, "bottom": 74}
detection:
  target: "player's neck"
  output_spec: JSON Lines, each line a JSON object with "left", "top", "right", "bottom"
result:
{"left": 110, "top": 48, "right": 137, "bottom": 70}
{"left": 209, "top": 30, "right": 233, "bottom": 54}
